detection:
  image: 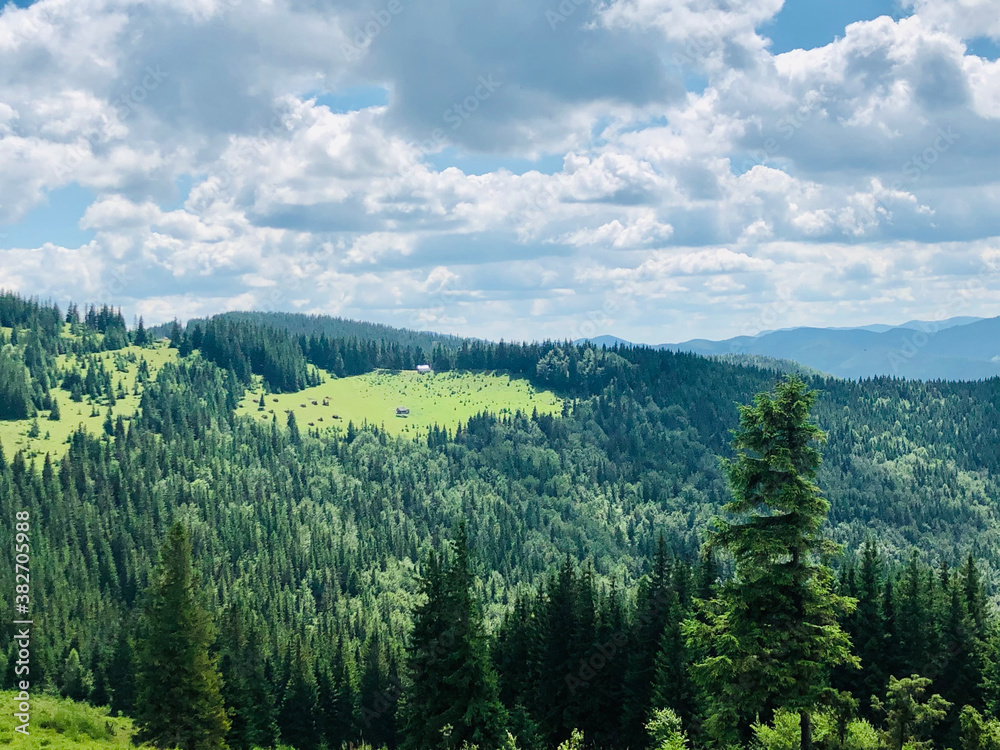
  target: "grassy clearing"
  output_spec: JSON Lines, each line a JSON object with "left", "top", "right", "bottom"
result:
{"left": 0, "top": 343, "right": 176, "bottom": 460}
{"left": 237, "top": 369, "right": 564, "bottom": 439}
{"left": 0, "top": 691, "right": 140, "bottom": 749}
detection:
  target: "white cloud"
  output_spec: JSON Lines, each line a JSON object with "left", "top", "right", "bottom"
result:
{"left": 0, "top": 0, "right": 997, "bottom": 341}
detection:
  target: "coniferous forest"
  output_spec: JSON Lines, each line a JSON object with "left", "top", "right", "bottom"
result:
{"left": 3, "top": 290, "right": 1000, "bottom": 750}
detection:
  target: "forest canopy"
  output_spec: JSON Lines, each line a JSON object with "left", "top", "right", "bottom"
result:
{"left": 1, "top": 292, "right": 999, "bottom": 750}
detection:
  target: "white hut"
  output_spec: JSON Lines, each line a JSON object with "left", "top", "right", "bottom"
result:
{"left": 416, "top": 364, "right": 432, "bottom": 374}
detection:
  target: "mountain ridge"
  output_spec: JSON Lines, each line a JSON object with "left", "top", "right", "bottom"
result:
{"left": 577, "top": 315, "right": 1000, "bottom": 380}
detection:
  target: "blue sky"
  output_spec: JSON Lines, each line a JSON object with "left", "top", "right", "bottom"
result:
{"left": 0, "top": 0, "right": 998, "bottom": 342}
{"left": 766, "top": 0, "right": 902, "bottom": 53}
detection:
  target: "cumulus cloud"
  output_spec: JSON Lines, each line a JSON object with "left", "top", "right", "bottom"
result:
{"left": 0, "top": 0, "right": 997, "bottom": 341}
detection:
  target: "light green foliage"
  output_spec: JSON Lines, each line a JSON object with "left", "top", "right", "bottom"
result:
{"left": 61, "top": 647, "right": 93, "bottom": 701}
{"left": 843, "top": 719, "right": 882, "bottom": 750}
{"left": 752, "top": 708, "right": 882, "bottom": 750}
{"left": 556, "top": 729, "right": 585, "bottom": 750}
{"left": 0, "top": 690, "right": 141, "bottom": 749}
{"left": 535, "top": 349, "right": 571, "bottom": 388}
{"left": 872, "top": 675, "right": 951, "bottom": 750}
{"left": 960, "top": 706, "right": 1000, "bottom": 750}
{"left": 647, "top": 708, "right": 689, "bottom": 750}
{"left": 753, "top": 709, "right": 834, "bottom": 750}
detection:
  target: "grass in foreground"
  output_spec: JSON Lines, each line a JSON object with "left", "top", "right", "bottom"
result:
{"left": 0, "top": 691, "right": 140, "bottom": 748}
{"left": 238, "top": 369, "right": 564, "bottom": 438}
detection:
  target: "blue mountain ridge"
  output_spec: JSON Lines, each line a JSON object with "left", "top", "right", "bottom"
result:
{"left": 576, "top": 316, "right": 1000, "bottom": 380}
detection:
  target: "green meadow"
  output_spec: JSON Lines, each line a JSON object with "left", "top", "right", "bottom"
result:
{"left": 238, "top": 369, "right": 564, "bottom": 438}
{"left": 0, "top": 691, "right": 140, "bottom": 749}
{"left": 0, "top": 343, "right": 177, "bottom": 460}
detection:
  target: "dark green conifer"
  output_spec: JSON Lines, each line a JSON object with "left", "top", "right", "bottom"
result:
{"left": 686, "top": 377, "right": 857, "bottom": 749}
{"left": 279, "top": 642, "right": 319, "bottom": 750}
{"left": 134, "top": 522, "right": 230, "bottom": 750}
{"left": 401, "top": 527, "right": 508, "bottom": 750}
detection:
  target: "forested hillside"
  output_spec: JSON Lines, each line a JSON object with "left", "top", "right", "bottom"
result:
{"left": 152, "top": 311, "right": 465, "bottom": 358}
{"left": 2, "top": 292, "right": 1000, "bottom": 750}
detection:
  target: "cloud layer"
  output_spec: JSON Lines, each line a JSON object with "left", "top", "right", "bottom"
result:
{"left": 0, "top": 0, "right": 998, "bottom": 341}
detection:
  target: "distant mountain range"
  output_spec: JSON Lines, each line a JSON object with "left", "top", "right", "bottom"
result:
{"left": 577, "top": 316, "right": 1000, "bottom": 380}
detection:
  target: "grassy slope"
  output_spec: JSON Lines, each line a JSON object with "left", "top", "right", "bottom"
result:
{"left": 0, "top": 691, "right": 139, "bottom": 749}
{"left": 238, "top": 369, "right": 564, "bottom": 438}
{"left": 0, "top": 343, "right": 176, "bottom": 460}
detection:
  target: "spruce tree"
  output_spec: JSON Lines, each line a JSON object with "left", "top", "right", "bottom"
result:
{"left": 962, "top": 554, "right": 988, "bottom": 643}
{"left": 169, "top": 320, "right": 183, "bottom": 349}
{"left": 358, "top": 629, "right": 398, "bottom": 748}
{"left": 134, "top": 522, "right": 230, "bottom": 750}
{"left": 325, "top": 635, "right": 356, "bottom": 748}
{"left": 401, "top": 527, "right": 507, "bottom": 750}
{"left": 287, "top": 410, "right": 302, "bottom": 445}
{"left": 278, "top": 642, "right": 319, "bottom": 750}
{"left": 624, "top": 537, "right": 674, "bottom": 747}
{"left": 650, "top": 592, "right": 694, "bottom": 729}
{"left": 685, "top": 376, "right": 858, "bottom": 749}
{"left": 220, "top": 602, "right": 278, "bottom": 750}
{"left": 108, "top": 622, "right": 136, "bottom": 716}
{"left": 937, "top": 570, "right": 983, "bottom": 734}
{"left": 897, "top": 552, "right": 931, "bottom": 676}
{"left": 836, "top": 539, "right": 886, "bottom": 718}
{"left": 60, "top": 648, "right": 92, "bottom": 701}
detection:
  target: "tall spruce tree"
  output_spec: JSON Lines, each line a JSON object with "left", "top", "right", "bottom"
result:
{"left": 897, "top": 552, "right": 931, "bottom": 676}
{"left": 278, "top": 641, "right": 319, "bottom": 750}
{"left": 854, "top": 540, "right": 888, "bottom": 715}
{"left": 685, "top": 376, "right": 858, "bottom": 749}
{"left": 650, "top": 591, "right": 694, "bottom": 729}
{"left": 623, "top": 536, "right": 674, "bottom": 747}
{"left": 134, "top": 522, "right": 230, "bottom": 750}
{"left": 401, "top": 526, "right": 508, "bottom": 750}
{"left": 219, "top": 601, "right": 278, "bottom": 750}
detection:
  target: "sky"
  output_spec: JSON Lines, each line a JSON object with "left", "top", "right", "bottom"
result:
{"left": 0, "top": 0, "right": 998, "bottom": 343}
